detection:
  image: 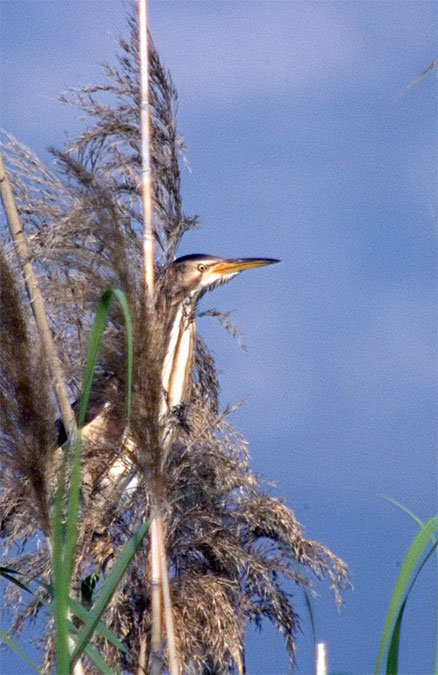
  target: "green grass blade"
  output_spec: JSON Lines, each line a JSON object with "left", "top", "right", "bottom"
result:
{"left": 52, "top": 288, "right": 133, "bottom": 672}
{"left": 51, "top": 437, "right": 74, "bottom": 673}
{"left": 374, "top": 515, "right": 438, "bottom": 674}
{"left": 0, "top": 567, "right": 32, "bottom": 594}
{"left": 77, "top": 288, "right": 133, "bottom": 427}
{"left": 384, "top": 541, "right": 436, "bottom": 675}
{"left": 49, "top": 603, "right": 119, "bottom": 674}
{"left": 380, "top": 497, "right": 438, "bottom": 675}
{"left": 78, "top": 639, "right": 119, "bottom": 675}
{"left": 77, "top": 289, "right": 113, "bottom": 426}
{"left": 68, "top": 597, "right": 128, "bottom": 655}
{"left": 379, "top": 494, "right": 425, "bottom": 528}
{"left": 61, "top": 432, "right": 83, "bottom": 601}
{"left": 65, "top": 287, "right": 133, "bottom": 581}
{"left": 386, "top": 598, "right": 405, "bottom": 674}
{"left": 34, "top": 577, "right": 128, "bottom": 657}
{"left": 302, "top": 587, "right": 316, "bottom": 645}
{"left": 0, "top": 565, "right": 26, "bottom": 575}
{"left": 70, "top": 514, "right": 154, "bottom": 667}
{"left": 389, "top": 542, "right": 438, "bottom": 674}
{"left": 0, "top": 627, "right": 40, "bottom": 673}
{"left": 111, "top": 288, "right": 133, "bottom": 426}
{"left": 61, "top": 291, "right": 113, "bottom": 620}
{"left": 30, "top": 577, "right": 129, "bottom": 667}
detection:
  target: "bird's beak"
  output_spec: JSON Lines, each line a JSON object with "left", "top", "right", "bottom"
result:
{"left": 211, "top": 257, "right": 280, "bottom": 275}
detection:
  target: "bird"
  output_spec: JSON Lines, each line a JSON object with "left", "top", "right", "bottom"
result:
{"left": 62, "top": 254, "right": 279, "bottom": 488}
{"left": 161, "top": 254, "right": 280, "bottom": 420}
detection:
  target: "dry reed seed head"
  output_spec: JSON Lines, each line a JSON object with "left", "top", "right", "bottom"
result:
{"left": 172, "top": 573, "right": 243, "bottom": 672}
{"left": 0, "top": 251, "right": 56, "bottom": 536}
{"left": 0, "top": 6, "right": 349, "bottom": 671}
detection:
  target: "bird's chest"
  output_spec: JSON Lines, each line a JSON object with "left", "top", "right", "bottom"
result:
{"left": 161, "top": 299, "right": 196, "bottom": 407}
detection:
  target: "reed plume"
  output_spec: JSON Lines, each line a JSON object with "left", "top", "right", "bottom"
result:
{"left": 0, "top": 9, "right": 349, "bottom": 672}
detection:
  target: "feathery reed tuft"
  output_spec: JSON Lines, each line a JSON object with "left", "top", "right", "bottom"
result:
{"left": 0, "top": 8, "right": 350, "bottom": 672}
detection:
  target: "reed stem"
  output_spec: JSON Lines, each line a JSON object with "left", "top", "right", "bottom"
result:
{"left": 0, "top": 151, "right": 75, "bottom": 435}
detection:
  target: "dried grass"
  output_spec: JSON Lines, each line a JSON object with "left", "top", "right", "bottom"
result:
{"left": 0, "top": 8, "right": 350, "bottom": 673}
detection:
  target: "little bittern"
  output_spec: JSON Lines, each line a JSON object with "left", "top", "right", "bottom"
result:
{"left": 75, "top": 254, "right": 279, "bottom": 483}
{"left": 161, "top": 254, "right": 279, "bottom": 417}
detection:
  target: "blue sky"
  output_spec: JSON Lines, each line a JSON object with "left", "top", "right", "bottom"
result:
{"left": 1, "top": 1, "right": 437, "bottom": 673}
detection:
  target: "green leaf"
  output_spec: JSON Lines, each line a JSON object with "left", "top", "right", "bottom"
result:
{"left": 112, "top": 288, "right": 133, "bottom": 427}
{"left": 0, "top": 628, "right": 40, "bottom": 673}
{"left": 379, "top": 497, "right": 438, "bottom": 675}
{"left": 52, "top": 436, "right": 80, "bottom": 671}
{"left": 77, "top": 288, "right": 133, "bottom": 428}
{"left": 31, "top": 578, "right": 128, "bottom": 664}
{"left": 70, "top": 514, "right": 155, "bottom": 668}
{"left": 379, "top": 494, "right": 425, "bottom": 529}
{"left": 29, "top": 580, "right": 126, "bottom": 671}
{"left": 386, "top": 598, "right": 405, "bottom": 674}
{"left": 68, "top": 597, "right": 128, "bottom": 655}
{"left": 374, "top": 515, "right": 438, "bottom": 674}
{"left": 76, "top": 638, "right": 119, "bottom": 675}
{"left": 0, "top": 566, "right": 32, "bottom": 594}
{"left": 51, "top": 288, "right": 133, "bottom": 672}
{"left": 302, "top": 587, "right": 316, "bottom": 645}
{"left": 385, "top": 542, "right": 438, "bottom": 674}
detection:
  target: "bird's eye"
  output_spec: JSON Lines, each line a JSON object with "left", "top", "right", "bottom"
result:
{"left": 197, "top": 263, "right": 207, "bottom": 272}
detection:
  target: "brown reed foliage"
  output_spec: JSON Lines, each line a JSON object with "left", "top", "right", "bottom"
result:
{"left": 0, "top": 10, "right": 350, "bottom": 673}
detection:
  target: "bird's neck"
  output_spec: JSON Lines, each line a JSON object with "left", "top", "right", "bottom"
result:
{"left": 161, "top": 296, "right": 197, "bottom": 415}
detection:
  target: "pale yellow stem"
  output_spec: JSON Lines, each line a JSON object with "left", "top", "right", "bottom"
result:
{"left": 314, "top": 642, "right": 328, "bottom": 675}
{"left": 138, "top": 0, "right": 154, "bottom": 296}
{"left": 156, "top": 517, "right": 179, "bottom": 674}
{"left": 0, "top": 151, "right": 75, "bottom": 434}
{"left": 137, "top": 634, "right": 148, "bottom": 674}
{"left": 137, "top": 3, "right": 179, "bottom": 672}
{"left": 149, "top": 516, "right": 162, "bottom": 675}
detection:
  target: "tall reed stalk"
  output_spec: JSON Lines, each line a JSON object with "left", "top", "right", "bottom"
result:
{"left": 0, "top": 5, "right": 350, "bottom": 671}
{"left": 137, "top": 1, "right": 178, "bottom": 672}
{"left": 0, "top": 152, "right": 75, "bottom": 434}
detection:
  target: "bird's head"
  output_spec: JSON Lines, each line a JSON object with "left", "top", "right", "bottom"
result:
{"left": 171, "top": 254, "right": 280, "bottom": 301}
